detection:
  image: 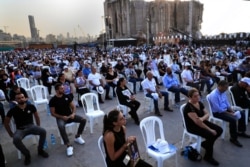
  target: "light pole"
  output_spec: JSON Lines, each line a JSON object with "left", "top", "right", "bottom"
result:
{"left": 146, "top": 17, "right": 150, "bottom": 45}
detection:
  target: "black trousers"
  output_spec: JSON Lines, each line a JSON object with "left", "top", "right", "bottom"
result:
{"left": 0, "top": 144, "right": 5, "bottom": 167}
{"left": 188, "top": 120, "right": 223, "bottom": 158}
{"left": 121, "top": 100, "right": 140, "bottom": 122}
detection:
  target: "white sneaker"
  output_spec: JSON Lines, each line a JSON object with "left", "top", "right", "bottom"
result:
{"left": 74, "top": 136, "right": 85, "bottom": 145}
{"left": 66, "top": 146, "right": 74, "bottom": 157}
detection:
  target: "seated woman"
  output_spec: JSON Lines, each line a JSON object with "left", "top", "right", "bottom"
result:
{"left": 103, "top": 109, "right": 152, "bottom": 167}
{"left": 74, "top": 70, "right": 90, "bottom": 104}
{"left": 105, "top": 66, "right": 119, "bottom": 97}
{"left": 183, "top": 88, "right": 223, "bottom": 166}
{"left": 116, "top": 78, "right": 140, "bottom": 125}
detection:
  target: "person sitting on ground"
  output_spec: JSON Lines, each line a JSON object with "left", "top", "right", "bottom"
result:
{"left": 88, "top": 66, "right": 111, "bottom": 103}
{"left": 4, "top": 92, "right": 49, "bottom": 165}
{"left": 208, "top": 80, "right": 250, "bottom": 147}
{"left": 49, "top": 83, "right": 87, "bottom": 157}
{"left": 183, "top": 88, "right": 222, "bottom": 166}
{"left": 116, "top": 78, "right": 140, "bottom": 125}
{"left": 103, "top": 109, "right": 152, "bottom": 167}
{"left": 141, "top": 71, "right": 173, "bottom": 117}
{"left": 163, "top": 67, "right": 188, "bottom": 105}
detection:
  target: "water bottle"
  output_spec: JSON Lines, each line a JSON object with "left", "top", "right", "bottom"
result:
{"left": 43, "top": 139, "right": 48, "bottom": 149}
{"left": 47, "top": 105, "right": 51, "bottom": 116}
{"left": 50, "top": 134, "right": 56, "bottom": 145}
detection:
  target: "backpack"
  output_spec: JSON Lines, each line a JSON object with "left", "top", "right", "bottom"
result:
{"left": 181, "top": 146, "right": 202, "bottom": 161}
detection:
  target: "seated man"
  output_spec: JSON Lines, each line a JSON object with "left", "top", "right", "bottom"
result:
{"left": 125, "top": 62, "right": 143, "bottom": 94}
{"left": 9, "top": 85, "right": 31, "bottom": 109}
{"left": 163, "top": 67, "right": 188, "bottom": 105}
{"left": 230, "top": 77, "right": 250, "bottom": 121}
{"left": 208, "top": 80, "right": 250, "bottom": 147}
{"left": 4, "top": 92, "right": 49, "bottom": 165}
{"left": 141, "top": 71, "right": 173, "bottom": 117}
{"left": 88, "top": 66, "right": 111, "bottom": 103}
{"left": 49, "top": 83, "right": 87, "bottom": 157}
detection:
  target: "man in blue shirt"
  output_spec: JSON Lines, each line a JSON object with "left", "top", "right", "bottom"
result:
{"left": 163, "top": 67, "right": 188, "bottom": 104}
{"left": 208, "top": 80, "right": 250, "bottom": 147}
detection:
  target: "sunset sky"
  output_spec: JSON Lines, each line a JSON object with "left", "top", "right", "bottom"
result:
{"left": 0, "top": 0, "right": 249, "bottom": 38}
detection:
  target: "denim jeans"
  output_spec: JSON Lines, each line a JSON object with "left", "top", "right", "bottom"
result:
{"left": 56, "top": 115, "right": 86, "bottom": 145}
{"left": 13, "top": 124, "right": 46, "bottom": 156}
{"left": 168, "top": 86, "right": 188, "bottom": 102}
{"left": 213, "top": 110, "right": 246, "bottom": 140}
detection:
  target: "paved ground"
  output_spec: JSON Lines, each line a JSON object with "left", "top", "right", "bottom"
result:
{"left": 1, "top": 86, "right": 250, "bottom": 167}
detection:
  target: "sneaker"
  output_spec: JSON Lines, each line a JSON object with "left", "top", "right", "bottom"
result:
{"left": 38, "top": 149, "right": 49, "bottom": 158}
{"left": 74, "top": 136, "right": 85, "bottom": 145}
{"left": 66, "top": 146, "right": 74, "bottom": 157}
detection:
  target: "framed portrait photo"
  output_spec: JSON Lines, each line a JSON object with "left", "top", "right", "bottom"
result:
{"left": 127, "top": 139, "right": 140, "bottom": 167}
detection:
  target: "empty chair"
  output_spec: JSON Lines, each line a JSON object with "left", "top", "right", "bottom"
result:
{"left": 139, "top": 116, "right": 177, "bottom": 167}
{"left": 80, "top": 93, "right": 105, "bottom": 133}
{"left": 206, "top": 95, "right": 227, "bottom": 139}
{"left": 16, "top": 78, "right": 31, "bottom": 93}
{"left": 180, "top": 104, "right": 202, "bottom": 152}
{"left": 97, "top": 136, "right": 108, "bottom": 167}
{"left": 30, "top": 85, "right": 49, "bottom": 109}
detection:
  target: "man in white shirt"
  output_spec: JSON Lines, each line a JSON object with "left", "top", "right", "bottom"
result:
{"left": 141, "top": 71, "right": 173, "bottom": 117}
{"left": 88, "top": 66, "right": 111, "bottom": 103}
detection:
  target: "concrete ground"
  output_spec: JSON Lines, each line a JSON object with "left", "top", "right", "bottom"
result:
{"left": 1, "top": 87, "right": 250, "bottom": 167}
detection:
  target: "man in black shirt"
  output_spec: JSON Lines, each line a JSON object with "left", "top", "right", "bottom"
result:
{"left": 9, "top": 85, "right": 30, "bottom": 109}
{"left": 4, "top": 92, "right": 48, "bottom": 166}
{"left": 49, "top": 83, "right": 86, "bottom": 157}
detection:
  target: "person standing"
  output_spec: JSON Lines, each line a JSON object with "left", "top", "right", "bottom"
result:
{"left": 4, "top": 93, "right": 49, "bottom": 166}
{"left": 49, "top": 83, "right": 86, "bottom": 157}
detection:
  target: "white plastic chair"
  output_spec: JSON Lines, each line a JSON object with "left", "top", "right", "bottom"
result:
{"left": 57, "top": 122, "right": 78, "bottom": 145}
{"left": 139, "top": 116, "right": 177, "bottom": 167}
{"left": 114, "top": 87, "right": 129, "bottom": 117}
{"left": 80, "top": 93, "right": 105, "bottom": 133}
{"left": 143, "top": 96, "right": 154, "bottom": 113}
{"left": 30, "top": 85, "right": 49, "bottom": 109}
{"left": 98, "top": 136, "right": 108, "bottom": 167}
{"left": 0, "top": 89, "right": 8, "bottom": 106}
{"left": 228, "top": 86, "right": 249, "bottom": 125}
{"left": 16, "top": 78, "right": 31, "bottom": 93}
{"left": 206, "top": 95, "right": 227, "bottom": 139}
{"left": 180, "top": 104, "right": 202, "bottom": 152}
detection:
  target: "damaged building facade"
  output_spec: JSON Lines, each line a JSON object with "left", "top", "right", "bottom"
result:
{"left": 103, "top": 0, "right": 203, "bottom": 45}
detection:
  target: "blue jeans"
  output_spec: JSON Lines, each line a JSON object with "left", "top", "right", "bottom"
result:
{"left": 168, "top": 86, "right": 188, "bottom": 102}
{"left": 146, "top": 91, "right": 169, "bottom": 113}
{"left": 213, "top": 110, "right": 246, "bottom": 140}
{"left": 56, "top": 115, "right": 86, "bottom": 145}
{"left": 13, "top": 124, "right": 46, "bottom": 156}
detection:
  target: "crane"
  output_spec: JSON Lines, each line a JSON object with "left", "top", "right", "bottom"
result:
{"left": 0, "top": 26, "right": 9, "bottom": 33}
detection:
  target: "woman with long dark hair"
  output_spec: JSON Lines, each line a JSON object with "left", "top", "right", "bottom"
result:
{"left": 116, "top": 78, "right": 140, "bottom": 125}
{"left": 103, "top": 109, "right": 152, "bottom": 167}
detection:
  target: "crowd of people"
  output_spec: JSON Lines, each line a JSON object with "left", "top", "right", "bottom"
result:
{"left": 0, "top": 44, "right": 250, "bottom": 166}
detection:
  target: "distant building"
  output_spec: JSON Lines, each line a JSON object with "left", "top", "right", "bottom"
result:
{"left": 28, "top": 15, "right": 39, "bottom": 42}
{"left": 104, "top": 0, "right": 203, "bottom": 45}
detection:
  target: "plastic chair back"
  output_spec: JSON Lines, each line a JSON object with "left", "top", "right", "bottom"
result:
{"left": 98, "top": 136, "right": 107, "bottom": 167}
